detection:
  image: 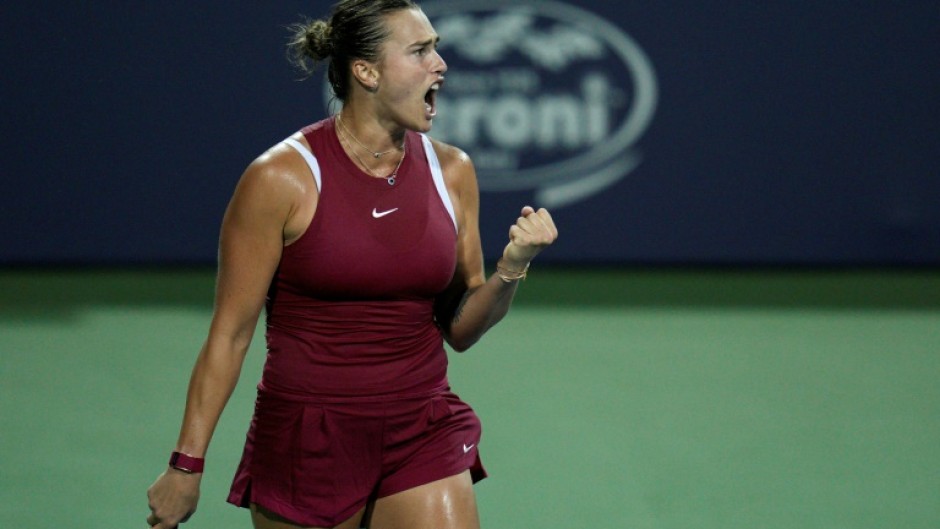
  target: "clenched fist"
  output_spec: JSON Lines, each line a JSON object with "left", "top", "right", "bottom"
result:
{"left": 146, "top": 469, "right": 201, "bottom": 528}
{"left": 502, "top": 206, "right": 558, "bottom": 268}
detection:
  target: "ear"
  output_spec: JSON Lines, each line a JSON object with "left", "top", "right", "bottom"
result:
{"left": 351, "top": 59, "right": 380, "bottom": 91}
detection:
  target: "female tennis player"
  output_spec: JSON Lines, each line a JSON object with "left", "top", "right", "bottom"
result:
{"left": 146, "top": 1, "right": 557, "bottom": 527}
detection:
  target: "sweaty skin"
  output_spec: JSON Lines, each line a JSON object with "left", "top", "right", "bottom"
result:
{"left": 147, "top": 7, "right": 557, "bottom": 529}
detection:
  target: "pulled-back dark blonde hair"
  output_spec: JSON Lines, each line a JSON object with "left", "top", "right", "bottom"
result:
{"left": 288, "top": 0, "right": 420, "bottom": 101}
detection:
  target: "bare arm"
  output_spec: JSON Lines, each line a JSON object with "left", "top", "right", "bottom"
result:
{"left": 434, "top": 143, "right": 558, "bottom": 352}
{"left": 147, "top": 144, "right": 311, "bottom": 528}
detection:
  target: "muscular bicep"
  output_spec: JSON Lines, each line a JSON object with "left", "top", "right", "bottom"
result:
{"left": 433, "top": 142, "right": 486, "bottom": 335}
{"left": 209, "top": 155, "right": 299, "bottom": 345}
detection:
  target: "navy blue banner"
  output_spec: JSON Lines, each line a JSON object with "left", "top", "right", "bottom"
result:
{"left": 3, "top": 1, "right": 938, "bottom": 265}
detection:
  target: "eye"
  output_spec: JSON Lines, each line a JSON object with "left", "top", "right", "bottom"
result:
{"left": 414, "top": 41, "right": 439, "bottom": 57}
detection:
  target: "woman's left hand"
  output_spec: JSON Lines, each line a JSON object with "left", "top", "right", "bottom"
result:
{"left": 501, "top": 206, "right": 558, "bottom": 267}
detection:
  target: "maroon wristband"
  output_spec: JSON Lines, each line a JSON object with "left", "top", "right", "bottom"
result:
{"left": 169, "top": 451, "right": 205, "bottom": 474}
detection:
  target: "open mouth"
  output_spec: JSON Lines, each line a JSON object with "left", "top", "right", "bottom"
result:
{"left": 424, "top": 81, "right": 442, "bottom": 118}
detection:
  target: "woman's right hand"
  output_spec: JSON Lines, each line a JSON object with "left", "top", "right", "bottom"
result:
{"left": 146, "top": 469, "right": 202, "bottom": 528}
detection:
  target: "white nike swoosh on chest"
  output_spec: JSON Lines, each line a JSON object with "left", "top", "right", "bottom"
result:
{"left": 372, "top": 207, "right": 399, "bottom": 218}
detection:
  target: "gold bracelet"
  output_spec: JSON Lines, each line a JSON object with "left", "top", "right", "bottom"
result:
{"left": 496, "top": 259, "right": 529, "bottom": 283}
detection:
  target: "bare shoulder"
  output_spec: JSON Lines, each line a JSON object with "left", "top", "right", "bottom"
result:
{"left": 241, "top": 135, "right": 312, "bottom": 196}
{"left": 222, "top": 135, "right": 319, "bottom": 247}
{"left": 428, "top": 136, "right": 472, "bottom": 169}
{"left": 428, "top": 136, "right": 477, "bottom": 193}
{"left": 230, "top": 136, "right": 316, "bottom": 221}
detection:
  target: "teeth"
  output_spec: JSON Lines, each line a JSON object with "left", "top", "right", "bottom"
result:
{"left": 426, "top": 83, "right": 439, "bottom": 117}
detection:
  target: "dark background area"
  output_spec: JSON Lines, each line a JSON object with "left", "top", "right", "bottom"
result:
{"left": 2, "top": 1, "right": 938, "bottom": 266}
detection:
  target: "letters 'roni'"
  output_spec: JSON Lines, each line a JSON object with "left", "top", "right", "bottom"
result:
{"left": 424, "top": 0, "right": 658, "bottom": 207}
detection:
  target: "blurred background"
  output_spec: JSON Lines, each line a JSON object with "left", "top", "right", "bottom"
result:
{"left": 2, "top": 1, "right": 938, "bottom": 528}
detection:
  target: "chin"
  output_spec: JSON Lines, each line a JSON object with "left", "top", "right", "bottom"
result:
{"left": 414, "top": 118, "right": 434, "bottom": 133}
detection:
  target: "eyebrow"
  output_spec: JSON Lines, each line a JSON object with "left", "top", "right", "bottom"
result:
{"left": 410, "top": 36, "right": 441, "bottom": 49}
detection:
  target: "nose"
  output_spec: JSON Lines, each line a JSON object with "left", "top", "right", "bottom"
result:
{"left": 432, "top": 49, "right": 447, "bottom": 75}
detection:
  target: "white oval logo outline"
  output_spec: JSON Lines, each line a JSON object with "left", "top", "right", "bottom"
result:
{"left": 422, "top": 0, "right": 658, "bottom": 192}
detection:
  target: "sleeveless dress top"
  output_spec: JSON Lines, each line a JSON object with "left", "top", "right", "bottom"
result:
{"left": 261, "top": 117, "right": 459, "bottom": 400}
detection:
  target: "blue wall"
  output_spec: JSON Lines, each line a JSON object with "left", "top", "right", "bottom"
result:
{"left": 3, "top": 1, "right": 938, "bottom": 265}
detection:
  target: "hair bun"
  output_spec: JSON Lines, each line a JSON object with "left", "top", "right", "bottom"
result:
{"left": 304, "top": 19, "right": 334, "bottom": 61}
{"left": 287, "top": 1, "right": 418, "bottom": 98}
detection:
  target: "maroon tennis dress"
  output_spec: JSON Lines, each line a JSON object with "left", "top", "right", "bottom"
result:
{"left": 227, "top": 118, "right": 486, "bottom": 527}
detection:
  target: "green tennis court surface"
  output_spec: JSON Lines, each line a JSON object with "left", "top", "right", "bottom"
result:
{"left": 2, "top": 268, "right": 938, "bottom": 528}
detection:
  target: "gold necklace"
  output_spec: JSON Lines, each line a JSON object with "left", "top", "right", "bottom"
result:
{"left": 336, "top": 114, "right": 403, "bottom": 158}
{"left": 337, "top": 121, "right": 406, "bottom": 186}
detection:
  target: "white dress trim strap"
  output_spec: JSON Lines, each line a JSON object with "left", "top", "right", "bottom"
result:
{"left": 420, "top": 134, "right": 458, "bottom": 233}
{"left": 283, "top": 137, "right": 322, "bottom": 192}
